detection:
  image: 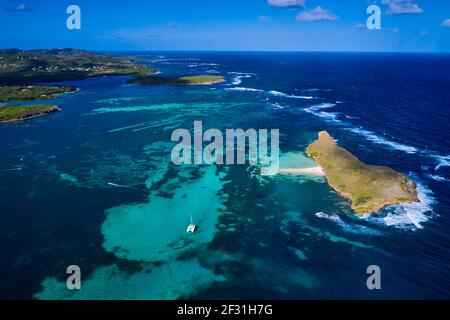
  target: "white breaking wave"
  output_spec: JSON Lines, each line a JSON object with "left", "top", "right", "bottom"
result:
{"left": 231, "top": 75, "right": 252, "bottom": 85}
{"left": 317, "top": 111, "right": 342, "bottom": 123}
{"left": 107, "top": 182, "right": 128, "bottom": 188}
{"left": 225, "top": 87, "right": 264, "bottom": 92}
{"left": 372, "top": 181, "right": 435, "bottom": 230}
{"left": 304, "top": 103, "right": 336, "bottom": 112}
{"left": 432, "top": 154, "right": 450, "bottom": 171}
{"left": 303, "top": 103, "right": 342, "bottom": 123}
{"left": 303, "top": 103, "right": 421, "bottom": 155}
{"left": 270, "top": 102, "right": 287, "bottom": 110}
{"left": 267, "top": 90, "right": 314, "bottom": 99}
{"left": 227, "top": 72, "right": 254, "bottom": 86}
{"left": 225, "top": 86, "right": 314, "bottom": 99}
{"left": 315, "top": 212, "right": 383, "bottom": 235}
{"left": 346, "top": 128, "right": 418, "bottom": 154}
{"left": 232, "top": 77, "right": 243, "bottom": 85}
{"left": 428, "top": 174, "right": 448, "bottom": 182}
{"left": 228, "top": 71, "right": 256, "bottom": 75}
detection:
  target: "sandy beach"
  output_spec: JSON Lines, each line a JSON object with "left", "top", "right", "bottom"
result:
{"left": 277, "top": 166, "right": 325, "bottom": 176}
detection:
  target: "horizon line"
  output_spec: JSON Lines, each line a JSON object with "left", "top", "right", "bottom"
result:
{"left": 1, "top": 47, "right": 450, "bottom": 54}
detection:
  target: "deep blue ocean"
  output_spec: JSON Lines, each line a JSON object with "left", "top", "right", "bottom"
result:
{"left": 0, "top": 52, "right": 449, "bottom": 299}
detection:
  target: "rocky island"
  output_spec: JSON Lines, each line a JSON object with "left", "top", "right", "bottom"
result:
{"left": 0, "top": 104, "right": 61, "bottom": 123}
{"left": 306, "top": 131, "right": 419, "bottom": 215}
{"left": 128, "top": 75, "right": 225, "bottom": 86}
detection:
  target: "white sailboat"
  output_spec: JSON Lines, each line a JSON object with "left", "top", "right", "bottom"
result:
{"left": 187, "top": 214, "right": 196, "bottom": 233}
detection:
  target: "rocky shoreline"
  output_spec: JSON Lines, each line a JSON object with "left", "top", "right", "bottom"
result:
{"left": 0, "top": 105, "right": 61, "bottom": 124}
{"left": 306, "top": 131, "right": 419, "bottom": 215}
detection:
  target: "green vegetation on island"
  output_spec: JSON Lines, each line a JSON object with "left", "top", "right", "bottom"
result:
{"left": 0, "top": 49, "right": 226, "bottom": 125}
{"left": 0, "top": 48, "right": 157, "bottom": 85}
{"left": 0, "top": 85, "right": 76, "bottom": 102}
{"left": 306, "top": 131, "right": 419, "bottom": 215}
{"left": 129, "top": 75, "right": 225, "bottom": 86}
{"left": 0, "top": 104, "right": 61, "bottom": 123}
{"left": 0, "top": 49, "right": 159, "bottom": 124}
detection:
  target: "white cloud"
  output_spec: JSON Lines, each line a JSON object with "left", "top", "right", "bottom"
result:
{"left": 441, "top": 19, "right": 450, "bottom": 27}
{"left": 258, "top": 15, "right": 270, "bottom": 22}
{"left": 382, "top": 0, "right": 423, "bottom": 15}
{"left": 4, "top": 3, "right": 33, "bottom": 12}
{"left": 267, "top": 0, "right": 305, "bottom": 8}
{"left": 296, "top": 6, "right": 338, "bottom": 22}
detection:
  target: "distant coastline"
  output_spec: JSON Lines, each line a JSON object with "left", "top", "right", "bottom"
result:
{"left": 0, "top": 49, "right": 226, "bottom": 124}
{"left": 128, "top": 75, "right": 225, "bottom": 86}
{"left": 0, "top": 48, "right": 157, "bottom": 86}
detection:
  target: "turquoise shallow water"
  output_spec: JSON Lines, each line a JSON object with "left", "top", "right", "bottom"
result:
{"left": 36, "top": 259, "right": 224, "bottom": 300}
{"left": 0, "top": 52, "right": 449, "bottom": 299}
{"left": 102, "top": 166, "right": 227, "bottom": 262}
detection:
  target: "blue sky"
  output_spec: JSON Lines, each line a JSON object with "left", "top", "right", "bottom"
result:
{"left": 1, "top": 0, "right": 449, "bottom": 52}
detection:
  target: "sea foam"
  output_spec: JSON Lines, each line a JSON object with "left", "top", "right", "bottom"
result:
{"left": 427, "top": 174, "right": 448, "bottom": 182}
{"left": 346, "top": 127, "right": 418, "bottom": 154}
{"left": 303, "top": 102, "right": 421, "bottom": 155}
{"left": 315, "top": 212, "right": 383, "bottom": 235}
{"left": 433, "top": 154, "right": 450, "bottom": 171}
{"left": 225, "top": 87, "right": 264, "bottom": 92}
{"left": 303, "top": 103, "right": 342, "bottom": 124}
{"left": 267, "top": 90, "right": 314, "bottom": 99}
{"left": 227, "top": 72, "right": 253, "bottom": 86}
{"left": 373, "top": 182, "right": 435, "bottom": 230}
